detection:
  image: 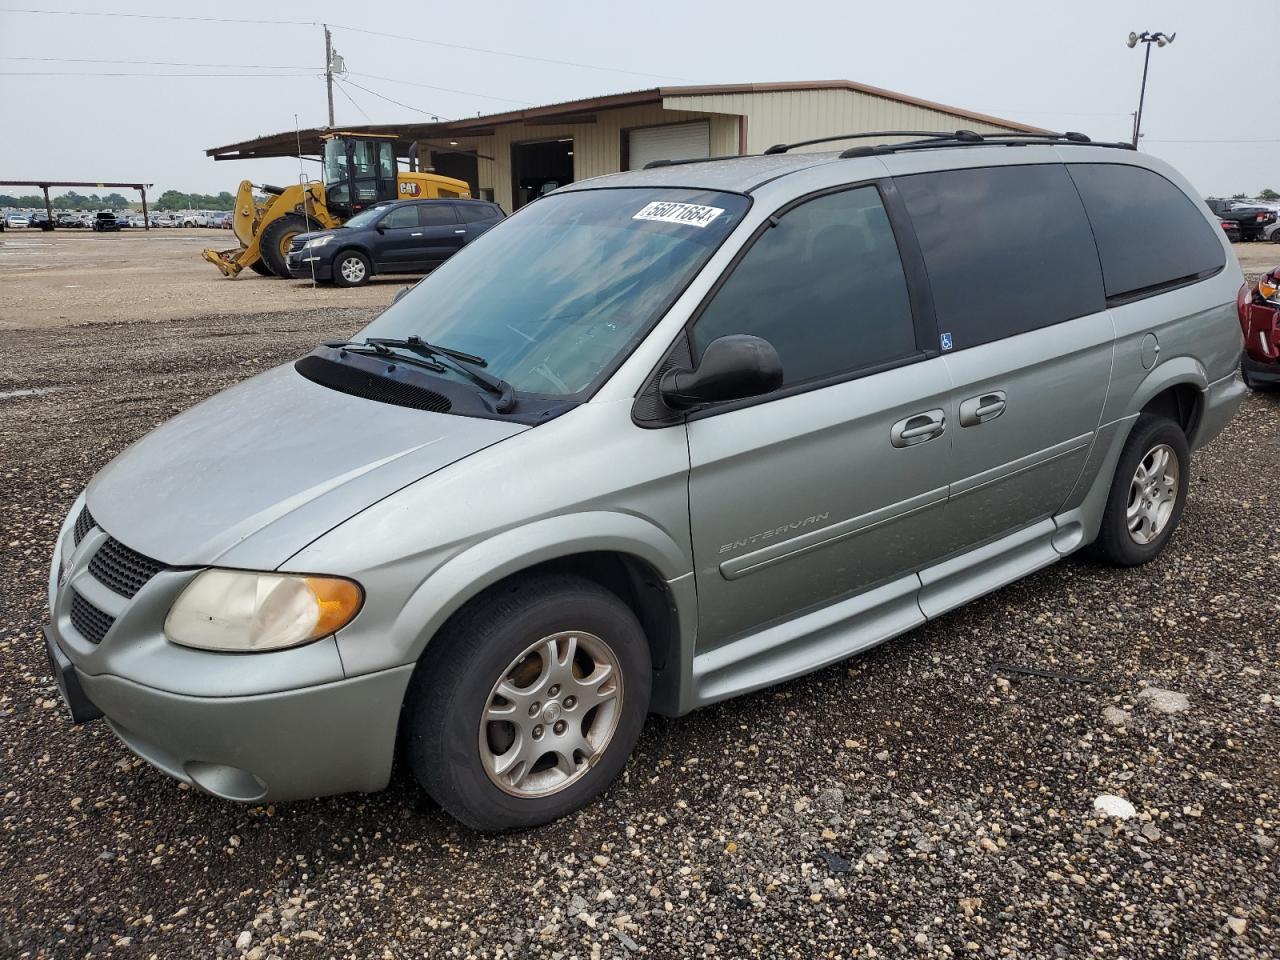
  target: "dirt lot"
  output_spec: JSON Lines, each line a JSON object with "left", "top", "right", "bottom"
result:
{"left": 0, "top": 229, "right": 413, "bottom": 329}
{"left": 0, "top": 235, "right": 1277, "bottom": 959}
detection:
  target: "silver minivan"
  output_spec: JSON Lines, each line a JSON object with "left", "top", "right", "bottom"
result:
{"left": 45, "top": 132, "right": 1246, "bottom": 830}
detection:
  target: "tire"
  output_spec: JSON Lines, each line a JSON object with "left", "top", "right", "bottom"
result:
{"left": 1093, "top": 414, "right": 1190, "bottom": 566}
{"left": 248, "top": 259, "right": 275, "bottom": 278}
{"left": 404, "top": 574, "right": 652, "bottom": 831}
{"left": 332, "top": 250, "right": 371, "bottom": 287}
{"left": 257, "top": 213, "right": 312, "bottom": 279}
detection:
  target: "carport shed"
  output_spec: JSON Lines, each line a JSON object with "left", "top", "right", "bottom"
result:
{"left": 207, "top": 80, "right": 1046, "bottom": 212}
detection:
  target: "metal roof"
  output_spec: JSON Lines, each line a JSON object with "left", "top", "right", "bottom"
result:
{"left": 205, "top": 80, "right": 1046, "bottom": 161}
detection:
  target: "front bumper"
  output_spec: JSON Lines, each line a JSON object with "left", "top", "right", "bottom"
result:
{"left": 45, "top": 506, "right": 416, "bottom": 802}
{"left": 1243, "top": 352, "right": 1280, "bottom": 387}
{"left": 286, "top": 250, "right": 334, "bottom": 281}
{"left": 46, "top": 619, "right": 413, "bottom": 801}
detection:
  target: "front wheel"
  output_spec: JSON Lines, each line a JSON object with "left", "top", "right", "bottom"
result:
{"left": 404, "top": 575, "right": 652, "bottom": 831}
{"left": 1093, "top": 414, "right": 1190, "bottom": 566}
{"left": 332, "top": 250, "right": 370, "bottom": 287}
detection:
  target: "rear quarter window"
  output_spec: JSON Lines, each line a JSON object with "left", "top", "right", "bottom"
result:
{"left": 896, "top": 164, "right": 1105, "bottom": 350}
{"left": 1067, "top": 163, "right": 1226, "bottom": 302}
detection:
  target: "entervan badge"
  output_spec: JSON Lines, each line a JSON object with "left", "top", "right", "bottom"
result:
{"left": 633, "top": 201, "right": 724, "bottom": 228}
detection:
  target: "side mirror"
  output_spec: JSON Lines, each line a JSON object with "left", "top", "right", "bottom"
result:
{"left": 660, "top": 335, "right": 783, "bottom": 409}
{"left": 375, "top": 223, "right": 386, "bottom": 234}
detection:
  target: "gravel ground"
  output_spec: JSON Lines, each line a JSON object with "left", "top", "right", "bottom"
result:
{"left": 1, "top": 310, "right": 1277, "bottom": 959}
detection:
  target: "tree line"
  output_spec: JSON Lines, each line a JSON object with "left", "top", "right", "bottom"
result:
{"left": 0, "top": 189, "right": 236, "bottom": 211}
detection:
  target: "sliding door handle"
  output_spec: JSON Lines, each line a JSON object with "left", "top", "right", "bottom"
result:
{"left": 959, "top": 390, "right": 1007, "bottom": 427}
{"left": 891, "top": 409, "right": 946, "bottom": 447}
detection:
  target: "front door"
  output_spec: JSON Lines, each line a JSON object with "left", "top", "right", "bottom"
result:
{"left": 891, "top": 162, "right": 1114, "bottom": 554}
{"left": 372, "top": 203, "right": 429, "bottom": 271}
{"left": 683, "top": 184, "right": 953, "bottom": 650}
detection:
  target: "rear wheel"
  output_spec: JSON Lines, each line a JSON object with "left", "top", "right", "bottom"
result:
{"left": 258, "top": 213, "right": 311, "bottom": 278}
{"left": 1093, "top": 415, "right": 1189, "bottom": 566}
{"left": 333, "top": 250, "right": 371, "bottom": 287}
{"left": 404, "top": 575, "right": 651, "bottom": 831}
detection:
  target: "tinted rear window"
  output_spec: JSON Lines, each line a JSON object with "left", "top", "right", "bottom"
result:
{"left": 1068, "top": 163, "right": 1225, "bottom": 301}
{"left": 418, "top": 204, "right": 458, "bottom": 226}
{"left": 897, "top": 164, "right": 1105, "bottom": 350}
{"left": 457, "top": 202, "right": 502, "bottom": 223}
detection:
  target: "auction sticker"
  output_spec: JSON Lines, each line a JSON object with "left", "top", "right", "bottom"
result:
{"left": 633, "top": 201, "right": 724, "bottom": 228}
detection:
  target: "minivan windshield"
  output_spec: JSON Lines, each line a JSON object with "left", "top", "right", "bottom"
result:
{"left": 354, "top": 187, "right": 750, "bottom": 398}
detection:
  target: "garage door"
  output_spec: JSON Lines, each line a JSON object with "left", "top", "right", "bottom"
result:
{"left": 626, "top": 121, "right": 710, "bottom": 171}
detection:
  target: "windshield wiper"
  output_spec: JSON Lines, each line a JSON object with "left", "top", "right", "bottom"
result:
{"left": 325, "top": 337, "right": 517, "bottom": 413}
{"left": 323, "top": 339, "right": 447, "bottom": 373}
{"left": 368, "top": 336, "right": 517, "bottom": 413}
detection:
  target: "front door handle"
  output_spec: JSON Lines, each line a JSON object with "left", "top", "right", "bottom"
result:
{"left": 959, "top": 390, "right": 1007, "bottom": 427}
{"left": 454, "top": 229, "right": 467, "bottom": 234}
{"left": 410, "top": 232, "right": 423, "bottom": 237}
{"left": 891, "top": 409, "right": 946, "bottom": 448}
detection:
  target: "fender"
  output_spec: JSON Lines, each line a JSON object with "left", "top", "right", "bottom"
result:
{"left": 390, "top": 510, "right": 694, "bottom": 665}
{"left": 1056, "top": 354, "right": 1211, "bottom": 549}
{"left": 1125, "top": 355, "right": 1207, "bottom": 420}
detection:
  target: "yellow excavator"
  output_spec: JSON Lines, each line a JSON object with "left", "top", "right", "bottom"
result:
{"left": 203, "top": 132, "right": 471, "bottom": 278}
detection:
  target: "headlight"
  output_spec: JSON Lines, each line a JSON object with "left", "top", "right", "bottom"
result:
{"left": 303, "top": 234, "right": 334, "bottom": 249}
{"left": 164, "top": 570, "right": 363, "bottom": 652}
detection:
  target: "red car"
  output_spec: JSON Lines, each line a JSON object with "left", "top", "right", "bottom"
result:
{"left": 1240, "top": 266, "right": 1280, "bottom": 389}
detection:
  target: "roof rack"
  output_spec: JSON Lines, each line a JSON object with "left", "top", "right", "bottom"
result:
{"left": 642, "top": 154, "right": 744, "bottom": 170}
{"left": 836, "top": 129, "right": 1135, "bottom": 158}
{"left": 762, "top": 130, "right": 971, "bottom": 154}
{"left": 640, "top": 129, "right": 1133, "bottom": 172}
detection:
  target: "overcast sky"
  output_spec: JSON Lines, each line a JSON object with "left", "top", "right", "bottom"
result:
{"left": 1, "top": 0, "right": 1275, "bottom": 200}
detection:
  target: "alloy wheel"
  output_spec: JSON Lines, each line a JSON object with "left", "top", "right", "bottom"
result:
{"left": 339, "top": 256, "right": 366, "bottom": 283}
{"left": 479, "top": 631, "right": 623, "bottom": 798}
{"left": 1126, "top": 442, "right": 1179, "bottom": 544}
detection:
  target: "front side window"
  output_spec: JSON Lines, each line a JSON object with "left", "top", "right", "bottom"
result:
{"left": 897, "top": 164, "right": 1105, "bottom": 349}
{"left": 381, "top": 205, "right": 419, "bottom": 229}
{"left": 357, "top": 188, "right": 750, "bottom": 397}
{"left": 692, "top": 186, "right": 916, "bottom": 386}
{"left": 1068, "top": 163, "right": 1226, "bottom": 301}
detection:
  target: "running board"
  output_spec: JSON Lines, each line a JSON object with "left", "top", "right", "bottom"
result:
{"left": 691, "top": 574, "right": 923, "bottom": 708}
{"left": 916, "top": 518, "right": 1059, "bottom": 619}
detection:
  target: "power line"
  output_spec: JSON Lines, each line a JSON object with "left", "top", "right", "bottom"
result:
{"left": 340, "top": 77, "right": 451, "bottom": 121}
{"left": 1144, "top": 138, "right": 1280, "bottom": 144}
{"left": 0, "top": 6, "right": 315, "bottom": 25}
{"left": 0, "top": 70, "right": 316, "bottom": 78}
{"left": 332, "top": 24, "right": 689, "bottom": 82}
{"left": 0, "top": 55, "right": 316, "bottom": 69}
{"left": 0, "top": 6, "right": 690, "bottom": 82}
{"left": 350, "top": 72, "right": 531, "bottom": 106}
{"left": 333, "top": 78, "right": 372, "bottom": 122}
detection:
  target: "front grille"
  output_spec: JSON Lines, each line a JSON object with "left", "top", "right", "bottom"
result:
{"left": 295, "top": 354, "right": 452, "bottom": 413}
{"left": 89, "top": 538, "right": 166, "bottom": 599}
{"left": 70, "top": 591, "right": 115, "bottom": 644}
{"left": 73, "top": 505, "right": 94, "bottom": 545}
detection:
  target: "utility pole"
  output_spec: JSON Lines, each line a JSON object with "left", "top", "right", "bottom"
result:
{"left": 324, "top": 23, "right": 335, "bottom": 126}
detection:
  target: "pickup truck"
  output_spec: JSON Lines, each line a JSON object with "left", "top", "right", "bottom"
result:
{"left": 1206, "top": 198, "right": 1278, "bottom": 241}
{"left": 179, "top": 212, "right": 209, "bottom": 228}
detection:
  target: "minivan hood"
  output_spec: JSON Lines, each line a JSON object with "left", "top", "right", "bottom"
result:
{"left": 86, "top": 363, "right": 526, "bottom": 569}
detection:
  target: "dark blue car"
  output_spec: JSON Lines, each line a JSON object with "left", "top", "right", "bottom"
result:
{"left": 286, "top": 198, "right": 505, "bottom": 286}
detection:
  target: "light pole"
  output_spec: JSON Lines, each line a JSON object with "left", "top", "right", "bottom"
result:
{"left": 1127, "top": 31, "right": 1175, "bottom": 148}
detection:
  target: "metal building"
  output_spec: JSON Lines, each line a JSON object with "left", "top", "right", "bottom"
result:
{"left": 207, "top": 80, "right": 1044, "bottom": 212}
